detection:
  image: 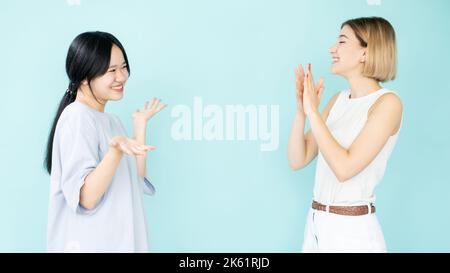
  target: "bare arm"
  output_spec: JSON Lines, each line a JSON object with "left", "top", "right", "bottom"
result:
{"left": 132, "top": 98, "right": 167, "bottom": 180}
{"left": 308, "top": 93, "right": 403, "bottom": 182}
{"left": 79, "top": 136, "right": 153, "bottom": 210}
{"left": 134, "top": 121, "right": 147, "bottom": 178}
{"left": 302, "top": 65, "right": 403, "bottom": 182}
{"left": 288, "top": 93, "right": 339, "bottom": 170}
{"left": 287, "top": 64, "right": 339, "bottom": 170}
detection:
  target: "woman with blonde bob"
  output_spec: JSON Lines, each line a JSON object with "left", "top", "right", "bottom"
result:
{"left": 288, "top": 17, "right": 402, "bottom": 252}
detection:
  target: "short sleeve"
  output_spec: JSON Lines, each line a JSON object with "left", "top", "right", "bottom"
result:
{"left": 58, "top": 114, "right": 103, "bottom": 214}
{"left": 142, "top": 177, "right": 156, "bottom": 196}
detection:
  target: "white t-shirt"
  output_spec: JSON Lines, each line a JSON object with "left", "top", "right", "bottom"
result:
{"left": 47, "top": 100, "right": 155, "bottom": 252}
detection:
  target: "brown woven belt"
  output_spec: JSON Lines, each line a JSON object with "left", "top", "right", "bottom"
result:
{"left": 312, "top": 201, "right": 376, "bottom": 216}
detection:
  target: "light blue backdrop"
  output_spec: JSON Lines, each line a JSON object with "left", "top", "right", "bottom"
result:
{"left": 1, "top": 0, "right": 449, "bottom": 252}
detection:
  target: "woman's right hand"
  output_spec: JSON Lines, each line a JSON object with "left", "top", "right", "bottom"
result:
{"left": 295, "top": 64, "right": 325, "bottom": 117}
{"left": 109, "top": 136, "right": 156, "bottom": 156}
{"left": 295, "top": 64, "right": 306, "bottom": 116}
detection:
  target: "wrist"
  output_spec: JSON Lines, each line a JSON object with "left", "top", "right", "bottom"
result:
{"left": 309, "top": 108, "right": 321, "bottom": 120}
{"left": 294, "top": 113, "right": 306, "bottom": 128}
{"left": 108, "top": 145, "right": 123, "bottom": 157}
{"left": 133, "top": 119, "right": 147, "bottom": 133}
{"left": 295, "top": 110, "right": 306, "bottom": 120}
{"left": 133, "top": 117, "right": 147, "bottom": 127}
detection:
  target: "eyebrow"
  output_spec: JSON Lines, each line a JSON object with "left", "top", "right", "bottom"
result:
{"left": 109, "top": 61, "right": 127, "bottom": 69}
{"left": 338, "top": 34, "right": 349, "bottom": 39}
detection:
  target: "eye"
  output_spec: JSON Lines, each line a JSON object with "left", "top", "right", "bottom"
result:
{"left": 339, "top": 41, "right": 346, "bottom": 44}
{"left": 108, "top": 69, "right": 116, "bottom": 73}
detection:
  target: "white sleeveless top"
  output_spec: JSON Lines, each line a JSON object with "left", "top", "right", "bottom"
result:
{"left": 313, "top": 88, "right": 401, "bottom": 205}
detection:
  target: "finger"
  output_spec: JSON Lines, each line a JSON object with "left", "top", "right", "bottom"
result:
{"left": 298, "top": 64, "right": 305, "bottom": 78}
{"left": 295, "top": 74, "right": 301, "bottom": 96}
{"left": 315, "top": 77, "right": 324, "bottom": 92}
{"left": 154, "top": 98, "right": 161, "bottom": 109}
{"left": 318, "top": 86, "right": 325, "bottom": 100}
{"left": 307, "top": 69, "right": 314, "bottom": 96}
{"left": 307, "top": 64, "right": 315, "bottom": 90}
{"left": 137, "top": 146, "right": 156, "bottom": 154}
{"left": 294, "top": 66, "right": 300, "bottom": 80}
{"left": 139, "top": 145, "right": 156, "bottom": 151}
{"left": 303, "top": 82, "right": 308, "bottom": 102}
{"left": 119, "top": 143, "right": 134, "bottom": 156}
{"left": 146, "top": 145, "right": 156, "bottom": 150}
{"left": 303, "top": 71, "right": 308, "bottom": 91}
{"left": 309, "top": 77, "right": 315, "bottom": 97}
{"left": 122, "top": 148, "right": 134, "bottom": 156}
{"left": 295, "top": 67, "right": 303, "bottom": 99}
{"left": 156, "top": 103, "right": 167, "bottom": 112}
{"left": 295, "top": 65, "right": 305, "bottom": 83}
{"left": 132, "top": 143, "right": 156, "bottom": 151}
{"left": 148, "top": 98, "right": 156, "bottom": 109}
{"left": 144, "top": 101, "right": 150, "bottom": 109}
{"left": 135, "top": 145, "right": 148, "bottom": 151}
{"left": 122, "top": 147, "right": 134, "bottom": 156}
{"left": 131, "top": 144, "right": 147, "bottom": 152}
{"left": 295, "top": 74, "right": 301, "bottom": 90}
{"left": 130, "top": 145, "right": 146, "bottom": 156}
{"left": 134, "top": 144, "right": 149, "bottom": 151}
{"left": 150, "top": 97, "right": 158, "bottom": 109}
{"left": 302, "top": 80, "right": 309, "bottom": 105}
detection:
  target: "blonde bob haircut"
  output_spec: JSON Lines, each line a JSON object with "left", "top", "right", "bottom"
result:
{"left": 342, "top": 17, "right": 397, "bottom": 82}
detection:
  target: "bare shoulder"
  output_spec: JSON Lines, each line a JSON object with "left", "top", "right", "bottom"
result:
{"left": 370, "top": 92, "right": 403, "bottom": 115}
{"left": 369, "top": 92, "right": 403, "bottom": 135}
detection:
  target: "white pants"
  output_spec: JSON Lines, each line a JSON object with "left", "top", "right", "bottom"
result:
{"left": 302, "top": 208, "right": 387, "bottom": 253}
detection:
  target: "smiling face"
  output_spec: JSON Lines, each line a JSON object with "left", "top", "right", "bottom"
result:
{"left": 81, "top": 44, "right": 129, "bottom": 103}
{"left": 329, "top": 25, "right": 367, "bottom": 79}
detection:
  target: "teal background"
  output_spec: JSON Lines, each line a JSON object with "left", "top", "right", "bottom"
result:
{"left": 1, "top": 0, "right": 449, "bottom": 252}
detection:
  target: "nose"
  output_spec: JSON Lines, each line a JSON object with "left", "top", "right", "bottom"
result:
{"left": 329, "top": 43, "right": 337, "bottom": 54}
{"left": 115, "top": 68, "right": 128, "bottom": 83}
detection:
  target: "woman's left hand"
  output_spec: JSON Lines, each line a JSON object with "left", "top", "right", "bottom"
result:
{"left": 133, "top": 97, "right": 167, "bottom": 124}
{"left": 303, "top": 63, "right": 325, "bottom": 116}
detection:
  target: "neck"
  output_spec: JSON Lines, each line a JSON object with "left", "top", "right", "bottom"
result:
{"left": 75, "top": 88, "right": 106, "bottom": 112}
{"left": 346, "top": 74, "right": 382, "bottom": 99}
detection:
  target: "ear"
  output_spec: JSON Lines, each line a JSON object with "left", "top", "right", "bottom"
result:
{"left": 360, "top": 50, "right": 366, "bottom": 63}
{"left": 81, "top": 79, "right": 88, "bottom": 85}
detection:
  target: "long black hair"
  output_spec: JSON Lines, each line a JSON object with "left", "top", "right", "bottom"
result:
{"left": 44, "top": 31, "right": 130, "bottom": 174}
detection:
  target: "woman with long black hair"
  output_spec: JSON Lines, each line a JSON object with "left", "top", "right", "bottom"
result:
{"left": 44, "top": 31, "right": 166, "bottom": 252}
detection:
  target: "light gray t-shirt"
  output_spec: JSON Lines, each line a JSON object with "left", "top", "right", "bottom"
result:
{"left": 47, "top": 100, "right": 156, "bottom": 252}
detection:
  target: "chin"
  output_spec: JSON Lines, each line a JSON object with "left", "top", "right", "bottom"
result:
{"left": 330, "top": 66, "right": 339, "bottom": 75}
{"left": 331, "top": 64, "right": 346, "bottom": 76}
{"left": 110, "top": 94, "right": 124, "bottom": 101}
